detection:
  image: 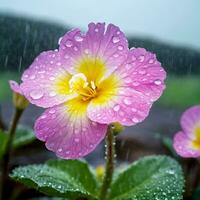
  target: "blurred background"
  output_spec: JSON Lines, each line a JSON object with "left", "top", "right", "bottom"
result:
{"left": 0, "top": 0, "right": 200, "bottom": 164}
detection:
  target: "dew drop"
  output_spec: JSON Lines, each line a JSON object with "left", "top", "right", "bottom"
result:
{"left": 73, "top": 46, "right": 78, "bottom": 51}
{"left": 124, "top": 98, "right": 132, "bottom": 105}
{"left": 149, "top": 59, "right": 154, "bottom": 64}
{"left": 138, "top": 55, "right": 145, "bottom": 62}
{"left": 65, "top": 40, "right": 73, "bottom": 47}
{"left": 38, "top": 70, "right": 45, "bottom": 74}
{"left": 112, "top": 36, "right": 120, "bottom": 43}
{"left": 94, "top": 28, "right": 99, "bottom": 32}
{"left": 154, "top": 79, "right": 162, "bottom": 85}
{"left": 113, "top": 104, "right": 120, "bottom": 112}
{"left": 74, "top": 35, "right": 83, "bottom": 42}
{"left": 49, "top": 91, "right": 57, "bottom": 97}
{"left": 132, "top": 117, "right": 139, "bottom": 123}
{"left": 118, "top": 45, "right": 124, "bottom": 50}
{"left": 30, "top": 90, "right": 44, "bottom": 100}
{"left": 84, "top": 49, "right": 89, "bottom": 54}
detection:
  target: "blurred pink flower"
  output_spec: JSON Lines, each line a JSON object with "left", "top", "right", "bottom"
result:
{"left": 11, "top": 23, "right": 166, "bottom": 159}
{"left": 173, "top": 106, "right": 200, "bottom": 158}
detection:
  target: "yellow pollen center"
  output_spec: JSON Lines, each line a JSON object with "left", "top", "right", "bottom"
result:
{"left": 192, "top": 125, "right": 200, "bottom": 149}
{"left": 69, "top": 73, "right": 97, "bottom": 101}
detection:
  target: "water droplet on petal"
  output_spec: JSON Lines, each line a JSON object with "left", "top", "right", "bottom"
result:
{"left": 74, "top": 35, "right": 83, "bottom": 42}
{"left": 138, "top": 55, "right": 145, "bottom": 62}
{"left": 30, "top": 90, "right": 44, "bottom": 100}
{"left": 118, "top": 45, "right": 124, "bottom": 50}
{"left": 112, "top": 36, "right": 120, "bottom": 43}
{"left": 113, "top": 104, "right": 120, "bottom": 112}
{"left": 94, "top": 28, "right": 99, "bottom": 32}
{"left": 38, "top": 70, "right": 45, "bottom": 74}
{"left": 73, "top": 46, "right": 78, "bottom": 51}
{"left": 154, "top": 79, "right": 162, "bottom": 85}
{"left": 124, "top": 98, "right": 132, "bottom": 105}
{"left": 49, "top": 91, "right": 57, "bottom": 97}
{"left": 132, "top": 117, "right": 139, "bottom": 123}
{"left": 84, "top": 49, "right": 89, "bottom": 54}
{"left": 149, "top": 59, "right": 154, "bottom": 64}
{"left": 65, "top": 40, "right": 73, "bottom": 47}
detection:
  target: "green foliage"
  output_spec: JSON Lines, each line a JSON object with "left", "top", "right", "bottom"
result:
{"left": 158, "top": 76, "right": 200, "bottom": 108}
{"left": 108, "top": 156, "right": 184, "bottom": 200}
{"left": 13, "top": 125, "right": 35, "bottom": 148}
{"left": 11, "top": 160, "right": 98, "bottom": 200}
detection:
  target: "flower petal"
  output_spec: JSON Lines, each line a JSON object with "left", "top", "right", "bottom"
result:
{"left": 20, "top": 50, "right": 75, "bottom": 108}
{"left": 173, "top": 131, "right": 200, "bottom": 158}
{"left": 87, "top": 87, "right": 152, "bottom": 126}
{"left": 9, "top": 80, "right": 23, "bottom": 95}
{"left": 59, "top": 23, "right": 129, "bottom": 79}
{"left": 115, "top": 48, "right": 166, "bottom": 102}
{"left": 181, "top": 105, "right": 200, "bottom": 139}
{"left": 34, "top": 98, "right": 107, "bottom": 159}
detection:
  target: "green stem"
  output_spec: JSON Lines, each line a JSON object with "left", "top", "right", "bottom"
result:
{"left": 99, "top": 125, "right": 116, "bottom": 200}
{"left": 0, "top": 106, "right": 6, "bottom": 130}
{"left": 0, "top": 108, "right": 23, "bottom": 200}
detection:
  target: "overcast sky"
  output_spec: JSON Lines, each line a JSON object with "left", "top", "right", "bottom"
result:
{"left": 0, "top": 0, "right": 200, "bottom": 49}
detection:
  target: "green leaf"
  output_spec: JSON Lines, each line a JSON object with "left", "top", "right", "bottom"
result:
{"left": 11, "top": 159, "right": 98, "bottom": 199}
{"left": 108, "top": 156, "right": 184, "bottom": 200}
{"left": 0, "top": 130, "right": 8, "bottom": 159}
{"left": 13, "top": 125, "right": 35, "bottom": 148}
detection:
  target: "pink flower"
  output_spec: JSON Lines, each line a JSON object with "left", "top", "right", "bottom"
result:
{"left": 173, "top": 106, "right": 200, "bottom": 158}
{"left": 12, "top": 23, "right": 166, "bottom": 159}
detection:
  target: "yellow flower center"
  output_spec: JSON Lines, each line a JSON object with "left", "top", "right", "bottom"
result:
{"left": 192, "top": 125, "right": 200, "bottom": 149}
{"left": 69, "top": 73, "right": 97, "bottom": 101}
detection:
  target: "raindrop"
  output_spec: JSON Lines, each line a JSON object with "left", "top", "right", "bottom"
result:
{"left": 84, "top": 49, "right": 89, "bottom": 54}
{"left": 113, "top": 104, "right": 120, "bottom": 112}
{"left": 74, "top": 35, "right": 83, "bottom": 42}
{"left": 149, "top": 59, "right": 154, "bottom": 64}
{"left": 118, "top": 45, "right": 124, "bottom": 50}
{"left": 154, "top": 79, "right": 162, "bottom": 85}
{"left": 138, "top": 55, "right": 145, "bottom": 62}
{"left": 112, "top": 36, "right": 120, "bottom": 43}
{"left": 132, "top": 117, "right": 139, "bottom": 123}
{"left": 73, "top": 46, "right": 78, "bottom": 51}
{"left": 30, "top": 90, "right": 44, "bottom": 100}
{"left": 65, "top": 40, "right": 73, "bottom": 47}
{"left": 49, "top": 91, "right": 57, "bottom": 97}
{"left": 124, "top": 98, "right": 132, "bottom": 105}
{"left": 94, "top": 28, "right": 99, "bottom": 32}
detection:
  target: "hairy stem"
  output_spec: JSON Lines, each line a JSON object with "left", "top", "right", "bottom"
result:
{"left": 99, "top": 125, "right": 116, "bottom": 200}
{"left": 0, "top": 108, "right": 23, "bottom": 200}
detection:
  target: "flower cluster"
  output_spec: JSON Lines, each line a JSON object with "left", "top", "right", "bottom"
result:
{"left": 10, "top": 23, "right": 166, "bottom": 159}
